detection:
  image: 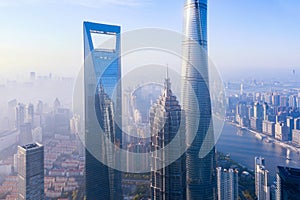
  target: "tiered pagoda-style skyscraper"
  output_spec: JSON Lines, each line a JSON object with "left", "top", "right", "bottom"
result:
{"left": 150, "top": 76, "right": 186, "bottom": 200}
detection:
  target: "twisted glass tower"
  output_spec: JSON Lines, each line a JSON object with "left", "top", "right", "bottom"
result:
{"left": 181, "top": 0, "right": 217, "bottom": 199}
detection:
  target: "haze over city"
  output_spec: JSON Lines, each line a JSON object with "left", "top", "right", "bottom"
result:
{"left": 1, "top": 1, "right": 300, "bottom": 200}
{"left": 1, "top": 0, "right": 300, "bottom": 80}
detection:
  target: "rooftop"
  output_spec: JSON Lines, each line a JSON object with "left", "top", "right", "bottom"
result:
{"left": 20, "top": 143, "right": 42, "bottom": 150}
{"left": 278, "top": 166, "right": 300, "bottom": 180}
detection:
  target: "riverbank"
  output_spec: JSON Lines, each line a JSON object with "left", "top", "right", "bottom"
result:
{"left": 217, "top": 123, "right": 300, "bottom": 182}
{"left": 228, "top": 121, "right": 300, "bottom": 154}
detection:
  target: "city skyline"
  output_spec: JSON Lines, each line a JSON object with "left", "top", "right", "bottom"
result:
{"left": 1, "top": 0, "right": 300, "bottom": 80}
{"left": 1, "top": 0, "right": 300, "bottom": 199}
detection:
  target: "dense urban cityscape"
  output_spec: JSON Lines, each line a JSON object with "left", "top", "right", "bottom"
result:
{"left": 1, "top": 0, "right": 300, "bottom": 200}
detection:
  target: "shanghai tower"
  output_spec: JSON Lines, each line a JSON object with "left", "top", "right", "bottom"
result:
{"left": 181, "top": 0, "right": 217, "bottom": 199}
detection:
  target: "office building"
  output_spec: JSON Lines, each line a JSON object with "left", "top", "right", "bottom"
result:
{"left": 216, "top": 167, "right": 238, "bottom": 200}
{"left": 150, "top": 77, "right": 186, "bottom": 200}
{"left": 17, "top": 143, "right": 44, "bottom": 200}
{"left": 84, "top": 21, "right": 122, "bottom": 200}
{"left": 16, "top": 103, "right": 26, "bottom": 129}
{"left": 276, "top": 166, "right": 300, "bottom": 200}
{"left": 255, "top": 157, "right": 270, "bottom": 200}
{"left": 54, "top": 108, "right": 70, "bottom": 134}
{"left": 19, "top": 123, "right": 33, "bottom": 146}
{"left": 181, "top": 0, "right": 217, "bottom": 199}
{"left": 235, "top": 101, "right": 250, "bottom": 127}
{"left": 26, "top": 103, "right": 34, "bottom": 125}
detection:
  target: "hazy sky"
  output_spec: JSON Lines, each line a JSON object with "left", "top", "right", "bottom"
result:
{"left": 0, "top": 0, "right": 299, "bottom": 80}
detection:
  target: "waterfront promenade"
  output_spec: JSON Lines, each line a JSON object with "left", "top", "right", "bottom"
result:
{"left": 217, "top": 123, "right": 300, "bottom": 180}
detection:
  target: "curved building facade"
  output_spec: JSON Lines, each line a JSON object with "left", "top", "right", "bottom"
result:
{"left": 181, "top": 0, "right": 217, "bottom": 199}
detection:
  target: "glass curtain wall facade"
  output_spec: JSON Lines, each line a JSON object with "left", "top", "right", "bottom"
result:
{"left": 181, "top": 0, "right": 217, "bottom": 199}
{"left": 17, "top": 143, "right": 44, "bottom": 200}
{"left": 84, "top": 21, "right": 122, "bottom": 200}
{"left": 150, "top": 77, "right": 186, "bottom": 200}
{"left": 276, "top": 166, "right": 300, "bottom": 200}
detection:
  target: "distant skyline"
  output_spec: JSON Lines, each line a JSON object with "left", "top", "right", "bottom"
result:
{"left": 0, "top": 0, "right": 300, "bottom": 80}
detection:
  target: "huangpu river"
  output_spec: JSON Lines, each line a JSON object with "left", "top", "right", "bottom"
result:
{"left": 216, "top": 123, "right": 300, "bottom": 181}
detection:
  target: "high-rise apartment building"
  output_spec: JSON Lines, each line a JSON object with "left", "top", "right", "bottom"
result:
{"left": 182, "top": 0, "right": 217, "bottom": 199}
{"left": 280, "top": 96, "right": 287, "bottom": 107}
{"left": 272, "top": 94, "right": 280, "bottom": 106}
{"left": 17, "top": 143, "right": 44, "bottom": 200}
{"left": 216, "top": 167, "right": 238, "bottom": 200}
{"left": 150, "top": 77, "right": 186, "bottom": 200}
{"left": 254, "top": 102, "right": 263, "bottom": 119}
{"left": 275, "top": 122, "right": 290, "bottom": 142}
{"left": 288, "top": 95, "right": 297, "bottom": 108}
{"left": 84, "top": 21, "right": 122, "bottom": 200}
{"left": 255, "top": 157, "right": 270, "bottom": 200}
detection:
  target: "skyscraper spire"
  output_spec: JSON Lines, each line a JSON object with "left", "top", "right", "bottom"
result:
{"left": 150, "top": 76, "right": 186, "bottom": 200}
{"left": 164, "top": 65, "right": 172, "bottom": 97}
{"left": 181, "top": 0, "right": 217, "bottom": 199}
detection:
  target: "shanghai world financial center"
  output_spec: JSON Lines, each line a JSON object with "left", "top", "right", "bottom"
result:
{"left": 84, "top": 0, "right": 216, "bottom": 199}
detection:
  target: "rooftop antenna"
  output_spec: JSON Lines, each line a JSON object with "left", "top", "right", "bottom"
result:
{"left": 164, "top": 64, "right": 172, "bottom": 96}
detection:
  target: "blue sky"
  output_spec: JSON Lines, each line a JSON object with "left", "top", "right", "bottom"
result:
{"left": 0, "top": 0, "right": 299, "bottom": 80}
